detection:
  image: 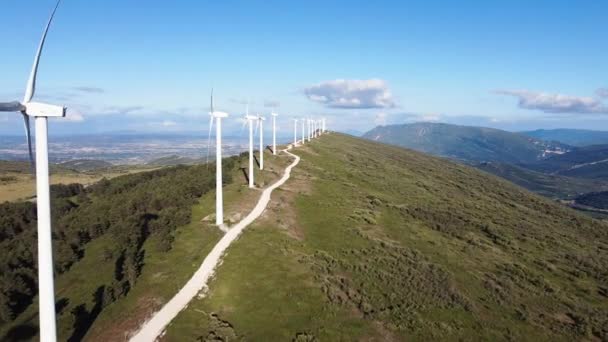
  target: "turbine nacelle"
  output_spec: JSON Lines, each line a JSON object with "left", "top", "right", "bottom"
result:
{"left": 24, "top": 102, "right": 66, "bottom": 117}
{"left": 244, "top": 114, "right": 257, "bottom": 121}
{"left": 210, "top": 111, "right": 229, "bottom": 118}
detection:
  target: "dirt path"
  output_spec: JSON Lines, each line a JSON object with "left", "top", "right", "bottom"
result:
{"left": 129, "top": 147, "right": 301, "bottom": 341}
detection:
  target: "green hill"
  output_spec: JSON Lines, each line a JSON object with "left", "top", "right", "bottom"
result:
{"left": 522, "top": 129, "right": 608, "bottom": 147}
{"left": 163, "top": 133, "right": 608, "bottom": 341}
{"left": 527, "top": 144, "right": 608, "bottom": 180}
{"left": 146, "top": 155, "right": 202, "bottom": 166}
{"left": 363, "top": 123, "right": 569, "bottom": 164}
{"left": 474, "top": 161, "right": 608, "bottom": 199}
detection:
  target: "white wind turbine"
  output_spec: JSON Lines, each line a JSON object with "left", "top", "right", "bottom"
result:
{"left": 307, "top": 118, "right": 311, "bottom": 142}
{"left": 256, "top": 114, "right": 266, "bottom": 170}
{"left": 301, "top": 117, "right": 306, "bottom": 144}
{"left": 243, "top": 105, "right": 257, "bottom": 188}
{"left": 292, "top": 118, "right": 298, "bottom": 146}
{"left": 206, "top": 91, "right": 228, "bottom": 226}
{"left": 0, "top": 1, "right": 66, "bottom": 340}
{"left": 271, "top": 111, "right": 278, "bottom": 155}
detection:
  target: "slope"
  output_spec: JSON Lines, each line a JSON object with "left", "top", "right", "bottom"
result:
{"left": 165, "top": 133, "right": 608, "bottom": 341}
{"left": 474, "top": 161, "right": 608, "bottom": 199}
{"left": 362, "top": 122, "right": 569, "bottom": 163}
{"left": 526, "top": 144, "right": 608, "bottom": 180}
{"left": 522, "top": 129, "right": 608, "bottom": 147}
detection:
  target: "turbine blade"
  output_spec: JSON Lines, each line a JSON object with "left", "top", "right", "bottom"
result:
{"left": 210, "top": 88, "right": 214, "bottom": 113}
{"left": 0, "top": 102, "right": 25, "bottom": 112}
{"left": 206, "top": 116, "right": 214, "bottom": 165}
{"left": 254, "top": 119, "right": 259, "bottom": 136}
{"left": 24, "top": 0, "right": 62, "bottom": 103}
{"left": 22, "top": 114, "right": 35, "bottom": 174}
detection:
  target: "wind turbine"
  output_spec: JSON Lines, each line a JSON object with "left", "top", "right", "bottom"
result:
{"left": 0, "top": 1, "right": 66, "bottom": 340}
{"left": 292, "top": 118, "right": 298, "bottom": 146}
{"left": 308, "top": 118, "right": 312, "bottom": 141}
{"left": 243, "top": 106, "right": 257, "bottom": 188}
{"left": 271, "top": 111, "right": 278, "bottom": 155}
{"left": 301, "top": 117, "right": 306, "bottom": 144}
{"left": 206, "top": 91, "right": 228, "bottom": 226}
{"left": 256, "top": 114, "right": 266, "bottom": 170}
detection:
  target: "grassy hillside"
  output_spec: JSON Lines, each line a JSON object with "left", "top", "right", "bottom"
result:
{"left": 474, "top": 161, "right": 608, "bottom": 199}
{"left": 166, "top": 133, "right": 608, "bottom": 341}
{"left": 362, "top": 123, "right": 569, "bottom": 163}
{"left": 522, "top": 129, "right": 608, "bottom": 147}
{"left": 0, "top": 148, "right": 292, "bottom": 341}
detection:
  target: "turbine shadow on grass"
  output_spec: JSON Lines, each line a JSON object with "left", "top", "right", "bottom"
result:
{"left": 253, "top": 155, "right": 261, "bottom": 168}
{"left": 239, "top": 167, "right": 250, "bottom": 185}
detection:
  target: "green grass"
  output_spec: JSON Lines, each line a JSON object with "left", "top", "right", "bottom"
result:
{"left": 166, "top": 133, "right": 608, "bottom": 341}
{"left": 0, "top": 150, "right": 290, "bottom": 341}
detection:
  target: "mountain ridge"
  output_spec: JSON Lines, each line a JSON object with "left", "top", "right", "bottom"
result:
{"left": 363, "top": 122, "right": 569, "bottom": 164}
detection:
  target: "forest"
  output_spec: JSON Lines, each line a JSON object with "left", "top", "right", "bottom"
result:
{"left": 0, "top": 157, "right": 236, "bottom": 336}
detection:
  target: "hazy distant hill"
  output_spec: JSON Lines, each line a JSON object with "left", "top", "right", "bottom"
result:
{"left": 146, "top": 155, "right": 202, "bottom": 166}
{"left": 58, "top": 159, "right": 114, "bottom": 172}
{"left": 363, "top": 122, "right": 569, "bottom": 163}
{"left": 526, "top": 144, "right": 608, "bottom": 179}
{"left": 475, "top": 161, "right": 608, "bottom": 199}
{"left": 522, "top": 129, "right": 608, "bottom": 147}
{"left": 575, "top": 191, "right": 608, "bottom": 210}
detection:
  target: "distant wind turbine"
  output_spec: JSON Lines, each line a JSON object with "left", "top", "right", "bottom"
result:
{"left": 0, "top": 1, "right": 66, "bottom": 340}
{"left": 301, "top": 118, "right": 306, "bottom": 144}
{"left": 271, "top": 111, "right": 278, "bottom": 155}
{"left": 256, "top": 114, "right": 266, "bottom": 170}
{"left": 292, "top": 118, "right": 298, "bottom": 146}
{"left": 206, "top": 91, "right": 228, "bottom": 226}
{"left": 243, "top": 105, "right": 257, "bottom": 188}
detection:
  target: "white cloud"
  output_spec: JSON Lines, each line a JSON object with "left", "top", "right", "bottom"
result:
{"left": 73, "top": 86, "right": 105, "bottom": 94}
{"left": 496, "top": 89, "right": 608, "bottom": 114}
{"left": 63, "top": 108, "right": 85, "bottom": 122}
{"left": 161, "top": 120, "right": 177, "bottom": 127}
{"left": 597, "top": 88, "right": 608, "bottom": 99}
{"left": 304, "top": 79, "right": 396, "bottom": 109}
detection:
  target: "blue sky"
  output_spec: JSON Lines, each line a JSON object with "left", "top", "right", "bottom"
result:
{"left": 1, "top": 0, "right": 607, "bottom": 136}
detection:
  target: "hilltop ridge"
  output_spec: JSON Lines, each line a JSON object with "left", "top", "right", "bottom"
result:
{"left": 162, "top": 133, "right": 608, "bottom": 341}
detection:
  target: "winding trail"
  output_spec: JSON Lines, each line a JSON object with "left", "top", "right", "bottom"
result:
{"left": 129, "top": 147, "right": 301, "bottom": 341}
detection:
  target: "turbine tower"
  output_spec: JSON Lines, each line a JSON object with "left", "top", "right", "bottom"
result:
{"left": 307, "top": 118, "right": 311, "bottom": 142}
{"left": 301, "top": 117, "right": 306, "bottom": 144}
{"left": 206, "top": 91, "right": 229, "bottom": 226}
{"left": 0, "top": 1, "right": 66, "bottom": 340}
{"left": 292, "top": 118, "right": 298, "bottom": 146}
{"left": 256, "top": 114, "right": 266, "bottom": 170}
{"left": 244, "top": 106, "right": 257, "bottom": 188}
{"left": 271, "top": 111, "right": 278, "bottom": 155}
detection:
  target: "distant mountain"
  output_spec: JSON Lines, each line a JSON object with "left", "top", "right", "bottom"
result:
{"left": 58, "top": 159, "right": 114, "bottom": 172}
{"left": 475, "top": 161, "right": 608, "bottom": 199}
{"left": 522, "top": 129, "right": 608, "bottom": 147}
{"left": 363, "top": 123, "right": 570, "bottom": 163}
{"left": 525, "top": 144, "right": 608, "bottom": 180}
